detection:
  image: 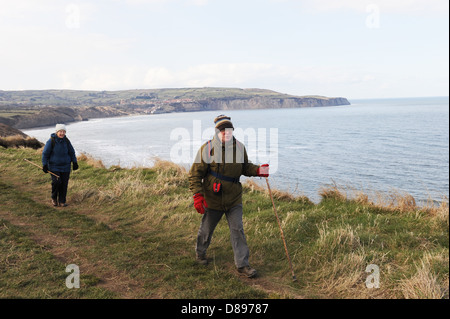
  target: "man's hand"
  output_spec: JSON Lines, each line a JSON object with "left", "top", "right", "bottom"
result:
{"left": 257, "top": 164, "right": 269, "bottom": 177}
{"left": 43, "top": 165, "right": 49, "bottom": 173}
{"left": 193, "top": 193, "right": 208, "bottom": 215}
{"left": 73, "top": 162, "right": 79, "bottom": 171}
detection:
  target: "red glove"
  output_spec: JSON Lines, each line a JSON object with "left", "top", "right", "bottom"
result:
{"left": 257, "top": 164, "right": 269, "bottom": 177}
{"left": 193, "top": 193, "right": 208, "bottom": 215}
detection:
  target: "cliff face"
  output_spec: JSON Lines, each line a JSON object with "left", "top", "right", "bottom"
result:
{"left": 12, "top": 107, "right": 81, "bottom": 129}
{"left": 202, "top": 96, "right": 350, "bottom": 110}
{"left": 77, "top": 106, "right": 129, "bottom": 119}
{"left": 8, "top": 106, "right": 127, "bottom": 129}
{"left": 156, "top": 96, "right": 350, "bottom": 113}
{"left": 0, "top": 123, "right": 28, "bottom": 137}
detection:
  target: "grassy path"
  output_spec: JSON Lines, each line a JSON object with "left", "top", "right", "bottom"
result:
{"left": 0, "top": 176, "right": 158, "bottom": 298}
{"left": 1, "top": 147, "right": 448, "bottom": 299}
{"left": 0, "top": 148, "right": 282, "bottom": 298}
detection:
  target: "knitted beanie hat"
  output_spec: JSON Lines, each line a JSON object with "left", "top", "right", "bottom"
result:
{"left": 214, "top": 115, "right": 234, "bottom": 131}
{"left": 55, "top": 124, "right": 66, "bottom": 132}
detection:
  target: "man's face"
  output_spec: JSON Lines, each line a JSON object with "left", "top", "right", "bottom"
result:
{"left": 218, "top": 128, "right": 233, "bottom": 143}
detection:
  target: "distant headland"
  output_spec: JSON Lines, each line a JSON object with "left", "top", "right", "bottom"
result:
{"left": 0, "top": 87, "right": 350, "bottom": 129}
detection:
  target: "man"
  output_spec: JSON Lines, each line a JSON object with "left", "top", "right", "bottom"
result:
{"left": 42, "top": 124, "right": 78, "bottom": 207}
{"left": 189, "top": 115, "right": 269, "bottom": 278}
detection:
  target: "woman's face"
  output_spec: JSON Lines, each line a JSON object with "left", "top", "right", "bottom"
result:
{"left": 56, "top": 130, "right": 66, "bottom": 138}
{"left": 218, "top": 128, "right": 233, "bottom": 143}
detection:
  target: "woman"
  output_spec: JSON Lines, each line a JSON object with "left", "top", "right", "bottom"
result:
{"left": 42, "top": 124, "right": 78, "bottom": 207}
{"left": 189, "top": 115, "right": 269, "bottom": 278}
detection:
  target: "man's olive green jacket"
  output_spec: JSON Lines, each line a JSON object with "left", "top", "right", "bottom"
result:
{"left": 189, "top": 135, "right": 260, "bottom": 211}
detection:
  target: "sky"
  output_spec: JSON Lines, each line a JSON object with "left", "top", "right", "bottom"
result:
{"left": 0, "top": 0, "right": 448, "bottom": 99}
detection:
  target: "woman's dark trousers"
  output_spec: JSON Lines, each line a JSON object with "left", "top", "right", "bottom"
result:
{"left": 51, "top": 171, "right": 70, "bottom": 204}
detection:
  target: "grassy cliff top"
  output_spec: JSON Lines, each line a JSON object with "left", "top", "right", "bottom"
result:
{"left": 0, "top": 147, "right": 448, "bottom": 299}
{"left": 0, "top": 87, "right": 340, "bottom": 107}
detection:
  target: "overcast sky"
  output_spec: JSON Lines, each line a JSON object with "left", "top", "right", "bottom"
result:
{"left": 0, "top": 0, "right": 448, "bottom": 99}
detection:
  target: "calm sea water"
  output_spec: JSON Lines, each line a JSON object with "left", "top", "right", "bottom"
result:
{"left": 24, "top": 97, "right": 449, "bottom": 204}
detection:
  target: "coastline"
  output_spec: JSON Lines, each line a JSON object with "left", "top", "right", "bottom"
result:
{"left": 19, "top": 97, "right": 449, "bottom": 205}
{"left": 0, "top": 88, "right": 350, "bottom": 130}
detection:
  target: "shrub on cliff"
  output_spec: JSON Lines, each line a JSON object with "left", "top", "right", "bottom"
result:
{"left": 0, "top": 135, "right": 44, "bottom": 149}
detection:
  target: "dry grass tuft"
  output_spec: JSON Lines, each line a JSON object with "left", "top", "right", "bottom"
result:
{"left": 310, "top": 222, "right": 370, "bottom": 298}
{"left": 244, "top": 179, "right": 313, "bottom": 203}
{"left": 422, "top": 197, "right": 449, "bottom": 226}
{"left": 77, "top": 153, "right": 106, "bottom": 169}
{"left": 243, "top": 179, "right": 266, "bottom": 193}
{"left": 373, "top": 190, "right": 418, "bottom": 213}
{"left": 70, "top": 184, "right": 98, "bottom": 204}
{"left": 316, "top": 223, "right": 362, "bottom": 253}
{"left": 319, "top": 182, "right": 449, "bottom": 222}
{"left": 318, "top": 182, "right": 347, "bottom": 202}
{"left": 354, "top": 191, "right": 371, "bottom": 205}
{"left": 0, "top": 135, "right": 44, "bottom": 149}
{"left": 71, "top": 158, "right": 190, "bottom": 206}
{"left": 399, "top": 253, "right": 448, "bottom": 299}
{"left": 152, "top": 158, "right": 187, "bottom": 177}
{"left": 317, "top": 251, "right": 369, "bottom": 298}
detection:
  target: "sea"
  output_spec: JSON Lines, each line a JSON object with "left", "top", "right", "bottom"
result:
{"left": 23, "top": 96, "right": 449, "bottom": 204}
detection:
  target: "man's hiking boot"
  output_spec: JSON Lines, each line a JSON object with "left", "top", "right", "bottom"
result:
{"left": 238, "top": 266, "right": 257, "bottom": 278}
{"left": 60, "top": 203, "right": 68, "bottom": 207}
{"left": 52, "top": 199, "right": 58, "bottom": 207}
{"left": 196, "top": 254, "right": 208, "bottom": 266}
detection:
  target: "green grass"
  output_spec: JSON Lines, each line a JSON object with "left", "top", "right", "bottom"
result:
{"left": 0, "top": 147, "right": 448, "bottom": 299}
{"left": 0, "top": 87, "right": 332, "bottom": 108}
{"left": 0, "top": 110, "right": 38, "bottom": 118}
{"left": 0, "top": 88, "right": 292, "bottom": 107}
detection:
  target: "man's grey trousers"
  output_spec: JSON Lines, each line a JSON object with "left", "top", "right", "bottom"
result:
{"left": 196, "top": 204, "right": 249, "bottom": 268}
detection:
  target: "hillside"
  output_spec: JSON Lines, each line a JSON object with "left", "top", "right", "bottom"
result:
{"left": 0, "top": 146, "right": 448, "bottom": 300}
{"left": 0, "top": 123, "right": 44, "bottom": 149}
{"left": 0, "top": 123, "right": 28, "bottom": 137}
{"left": 0, "top": 88, "right": 350, "bottom": 129}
